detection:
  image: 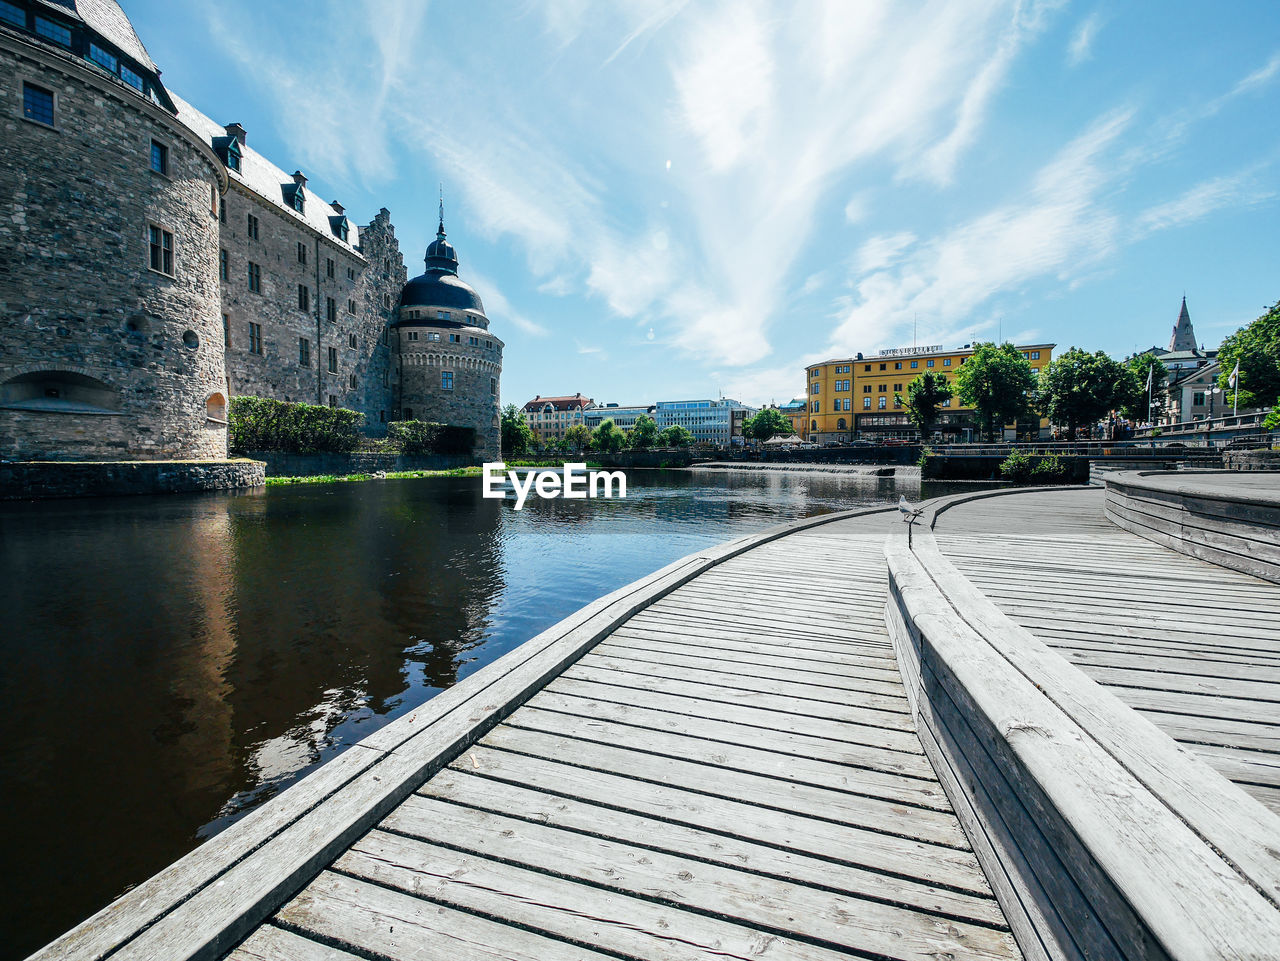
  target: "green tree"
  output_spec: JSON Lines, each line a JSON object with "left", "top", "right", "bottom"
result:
{"left": 1264, "top": 402, "right": 1280, "bottom": 431}
{"left": 897, "top": 372, "right": 953, "bottom": 441}
{"left": 1216, "top": 299, "right": 1280, "bottom": 410}
{"left": 563, "top": 424, "right": 592, "bottom": 452}
{"left": 742, "top": 407, "right": 794, "bottom": 442}
{"left": 500, "top": 403, "right": 534, "bottom": 457}
{"left": 1036, "top": 347, "right": 1130, "bottom": 439}
{"left": 954, "top": 342, "right": 1037, "bottom": 440}
{"left": 628, "top": 414, "right": 659, "bottom": 448}
{"left": 1116, "top": 353, "right": 1169, "bottom": 422}
{"left": 590, "top": 418, "right": 626, "bottom": 453}
{"left": 659, "top": 424, "right": 694, "bottom": 447}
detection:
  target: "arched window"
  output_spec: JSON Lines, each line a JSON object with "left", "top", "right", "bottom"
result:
{"left": 206, "top": 392, "right": 227, "bottom": 423}
{"left": 837, "top": 418, "right": 846, "bottom": 430}
{"left": 810, "top": 420, "right": 817, "bottom": 431}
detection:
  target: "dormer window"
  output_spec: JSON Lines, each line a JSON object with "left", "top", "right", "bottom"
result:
{"left": 330, "top": 216, "right": 349, "bottom": 242}
{"left": 88, "top": 44, "right": 118, "bottom": 74}
{"left": 225, "top": 139, "right": 242, "bottom": 173}
{"left": 285, "top": 184, "right": 305, "bottom": 214}
{"left": 35, "top": 16, "right": 71, "bottom": 47}
{"left": 120, "top": 65, "right": 143, "bottom": 91}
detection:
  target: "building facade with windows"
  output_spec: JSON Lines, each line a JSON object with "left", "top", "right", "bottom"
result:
{"left": 806, "top": 343, "right": 1055, "bottom": 443}
{"left": 0, "top": 0, "right": 502, "bottom": 462}
{"left": 654, "top": 398, "right": 757, "bottom": 446}
{"left": 522, "top": 394, "right": 596, "bottom": 445}
{"left": 583, "top": 404, "right": 656, "bottom": 433}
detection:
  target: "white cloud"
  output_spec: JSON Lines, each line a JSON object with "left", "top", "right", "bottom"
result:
{"left": 1135, "top": 164, "right": 1276, "bottom": 236}
{"left": 828, "top": 109, "right": 1132, "bottom": 357}
{"left": 843, "top": 193, "right": 870, "bottom": 225}
{"left": 1067, "top": 11, "right": 1103, "bottom": 66}
{"left": 537, "top": 276, "right": 574, "bottom": 296}
{"left": 467, "top": 269, "right": 550, "bottom": 337}
{"left": 854, "top": 232, "right": 917, "bottom": 274}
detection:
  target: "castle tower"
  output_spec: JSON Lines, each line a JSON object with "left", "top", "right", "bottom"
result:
{"left": 392, "top": 204, "right": 503, "bottom": 459}
{"left": 1169, "top": 296, "right": 1197, "bottom": 351}
{"left": 0, "top": 0, "right": 229, "bottom": 460}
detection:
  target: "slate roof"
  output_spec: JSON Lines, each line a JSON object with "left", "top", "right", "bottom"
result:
{"left": 169, "top": 91, "right": 363, "bottom": 256}
{"left": 33, "top": 0, "right": 156, "bottom": 71}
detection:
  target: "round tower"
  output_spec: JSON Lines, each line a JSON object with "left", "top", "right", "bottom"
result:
{"left": 0, "top": 0, "right": 229, "bottom": 461}
{"left": 392, "top": 207, "right": 503, "bottom": 459}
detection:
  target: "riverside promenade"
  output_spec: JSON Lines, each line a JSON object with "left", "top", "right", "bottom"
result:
{"left": 31, "top": 475, "right": 1280, "bottom": 961}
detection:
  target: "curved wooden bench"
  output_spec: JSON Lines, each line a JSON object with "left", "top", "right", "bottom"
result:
{"left": 1103, "top": 470, "right": 1280, "bottom": 583}
{"left": 885, "top": 487, "right": 1280, "bottom": 961}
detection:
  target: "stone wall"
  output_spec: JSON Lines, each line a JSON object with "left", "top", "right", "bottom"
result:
{"left": 219, "top": 187, "right": 404, "bottom": 432}
{"left": 396, "top": 331, "right": 503, "bottom": 460}
{"left": 0, "top": 35, "right": 228, "bottom": 461}
{"left": 1224, "top": 448, "right": 1280, "bottom": 471}
{"left": 0, "top": 459, "right": 264, "bottom": 499}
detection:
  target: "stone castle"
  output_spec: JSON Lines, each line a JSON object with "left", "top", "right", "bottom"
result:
{"left": 0, "top": 0, "right": 502, "bottom": 463}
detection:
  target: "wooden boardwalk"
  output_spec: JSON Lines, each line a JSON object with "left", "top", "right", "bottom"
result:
{"left": 933, "top": 486, "right": 1280, "bottom": 814}
{"left": 227, "top": 511, "right": 1020, "bottom": 961}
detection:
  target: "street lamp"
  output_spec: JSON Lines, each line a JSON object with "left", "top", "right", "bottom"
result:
{"left": 1205, "top": 386, "right": 1223, "bottom": 447}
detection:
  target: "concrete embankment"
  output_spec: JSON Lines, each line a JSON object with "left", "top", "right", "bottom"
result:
{"left": 0, "top": 459, "right": 265, "bottom": 499}
{"left": 691, "top": 461, "right": 916, "bottom": 478}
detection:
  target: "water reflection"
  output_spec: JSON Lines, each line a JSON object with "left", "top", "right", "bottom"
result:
{"left": 0, "top": 469, "right": 980, "bottom": 959}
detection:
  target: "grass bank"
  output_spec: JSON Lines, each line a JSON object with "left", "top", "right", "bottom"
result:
{"left": 265, "top": 467, "right": 482, "bottom": 486}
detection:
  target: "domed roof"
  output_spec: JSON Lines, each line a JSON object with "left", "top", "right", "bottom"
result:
{"left": 399, "top": 271, "right": 485, "bottom": 313}
{"left": 397, "top": 207, "right": 486, "bottom": 315}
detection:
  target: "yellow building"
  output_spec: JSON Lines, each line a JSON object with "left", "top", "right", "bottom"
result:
{"left": 805, "top": 343, "right": 1054, "bottom": 444}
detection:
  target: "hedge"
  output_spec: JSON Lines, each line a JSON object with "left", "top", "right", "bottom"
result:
{"left": 387, "top": 420, "right": 476, "bottom": 455}
{"left": 229, "top": 396, "right": 364, "bottom": 454}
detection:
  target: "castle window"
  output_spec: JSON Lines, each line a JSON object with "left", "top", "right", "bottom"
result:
{"left": 328, "top": 395, "right": 337, "bottom": 408}
{"left": 149, "top": 140, "right": 169, "bottom": 176}
{"left": 247, "top": 261, "right": 261, "bottom": 293}
{"left": 379, "top": 410, "right": 386, "bottom": 422}
{"left": 222, "top": 313, "right": 230, "bottom": 348}
{"left": 148, "top": 225, "right": 174, "bottom": 276}
{"left": 347, "top": 266, "right": 355, "bottom": 280}
{"left": 219, "top": 249, "right": 229, "bottom": 281}
{"left": 332, "top": 218, "right": 349, "bottom": 242}
{"left": 404, "top": 408, "right": 413, "bottom": 420}
{"left": 299, "top": 338, "right": 310, "bottom": 367}
{"left": 326, "top": 258, "right": 335, "bottom": 279}
{"left": 469, "top": 336, "right": 479, "bottom": 346}
{"left": 437, "top": 310, "right": 449, "bottom": 320}
{"left": 120, "top": 64, "right": 143, "bottom": 91}
{"left": 347, "top": 299, "right": 356, "bottom": 314}
{"left": 0, "top": 3, "right": 25, "bottom": 27}
{"left": 248, "top": 322, "right": 263, "bottom": 354}
{"left": 291, "top": 190, "right": 305, "bottom": 214}
{"left": 35, "top": 16, "right": 71, "bottom": 46}
{"left": 297, "top": 284, "right": 310, "bottom": 312}
{"left": 348, "top": 374, "right": 357, "bottom": 390}
{"left": 297, "top": 242, "right": 307, "bottom": 264}
{"left": 226, "top": 139, "right": 242, "bottom": 173}
{"left": 382, "top": 328, "right": 388, "bottom": 345}
{"left": 407, "top": 331, "right": 418, "bottom": 341}
{"left": 382, "top": 293, "right": 391, "bottom": 309}
{"left": 328, "top": 347, "right": 337, "bottom": 373}
{"left": 449, "top": 333, "right": 460, "bottom": 343}
{"left": 88, "top": 43, "right": 117, "bottom": 74}
{"left": 441, "top": 371, "right": 454, "bottom": 390}
{"left": 347, "top": 332, "right": 357, "bottom": 348}
{"left": 837, "top": 418, "right": 846, "bottom": 430}
{"left": 247, "top": 214, "right": 259, "bottom": 240}
{"left": 219, "top": 196, "right": 226, "bottom": 223}
{"left": 486, "top": 340, "right": 493, "bottom": 349}
{"left": 491, "top": 377, "right": 497, "bottom": 395}
{"left": 382, "top": 371, "right": 389, "bottom": 388}
{"left": 22, "top": 82, "right": 54, "bottom": 126}
{"left": 327, "top": 297, "right": 337, "bottom": 323}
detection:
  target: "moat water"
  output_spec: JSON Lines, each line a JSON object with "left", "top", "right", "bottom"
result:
{"left": 0, "top": 468, "right": 980, "bottom": 958}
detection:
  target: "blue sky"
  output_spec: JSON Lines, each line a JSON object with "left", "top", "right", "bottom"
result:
{"left": 128, "top": 1, "right": 1280, "bottom": 408}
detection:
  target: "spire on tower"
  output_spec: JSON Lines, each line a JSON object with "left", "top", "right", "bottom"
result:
{"left": 1169, "top": 295, "right": 1197, "bottom": 351}
{"left": 437, "top": 183, "right": 445, "bottom": 238}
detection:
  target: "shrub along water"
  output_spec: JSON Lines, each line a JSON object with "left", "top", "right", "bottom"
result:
{"left": 229, "top": 396, "right": 363, "bottom": 454}
{"left": 386, "top": 420, "right": 475, "bottom": 455}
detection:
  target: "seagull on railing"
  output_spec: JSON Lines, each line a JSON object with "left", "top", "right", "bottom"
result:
{"left": 899, "top": 495, "right": 924, "bottom": 522}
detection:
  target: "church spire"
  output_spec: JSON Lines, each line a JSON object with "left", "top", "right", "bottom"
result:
{"left": 1169, "top": 295, "right": 1197, "bottom": 351}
